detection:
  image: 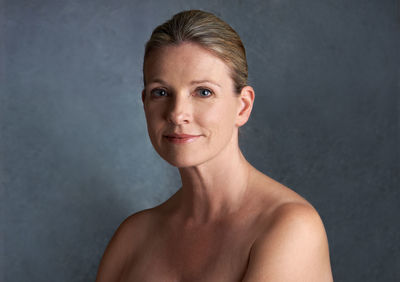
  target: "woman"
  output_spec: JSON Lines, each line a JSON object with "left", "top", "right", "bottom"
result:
{"left": 96, "top": 10, "right": 333, "bottom": 282}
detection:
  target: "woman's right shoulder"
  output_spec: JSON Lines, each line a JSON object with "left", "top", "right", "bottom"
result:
{"left": 109, "top": 208, "right": 159, "bottom": 253}
{"left": 119, "top": 208, "right": 155, "bottom": 234}
{"left": 95, "top": 208, "right": 156, "bottom": 282}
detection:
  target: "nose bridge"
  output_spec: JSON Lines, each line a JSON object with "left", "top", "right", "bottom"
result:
{"left": 168, "top": 90, "right": 191, "bottom": 124}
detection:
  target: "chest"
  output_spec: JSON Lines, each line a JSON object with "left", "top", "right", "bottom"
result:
{"left": 120, "top": 224, "right": 255, "bottom": 282}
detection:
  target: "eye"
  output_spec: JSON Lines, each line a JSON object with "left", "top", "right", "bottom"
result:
{"left": 196, "top": 88, "right": 213, "bottom": 97}
{"left": 150, "top": 88, "right": 168, "bottom": 97}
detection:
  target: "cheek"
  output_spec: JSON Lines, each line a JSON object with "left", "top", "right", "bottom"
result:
{"left": 196, "top": 102, "right": 237, "bottom": 133}
{"left": 145, "top": 104, "right": 163, "bottom": 124}
{"left": 144, "top": 109, "right": 163, "bottom": 141}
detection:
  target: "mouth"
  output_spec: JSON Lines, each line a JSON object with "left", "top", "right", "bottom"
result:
{"left": 163, "top": 133, "right": 201, "bottom": 144}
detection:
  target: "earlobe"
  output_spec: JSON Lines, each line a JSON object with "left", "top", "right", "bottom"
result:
{"left": 236, "top": 86, "right": 255, "bottom": 127}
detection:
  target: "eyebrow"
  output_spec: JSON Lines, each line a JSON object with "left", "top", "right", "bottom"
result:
{"left": 146, "top": 78, "right": 168, "bottom": 86}
{"left": 146, "top": 78, "right": 221, "bottom": 88}
{"left": 190, "top": 80, "right": 221, "bottom": 88}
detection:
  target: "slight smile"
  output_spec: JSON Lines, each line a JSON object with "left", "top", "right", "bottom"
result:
{"left": 164, "top": 134, "right": 201, "bottom": 144}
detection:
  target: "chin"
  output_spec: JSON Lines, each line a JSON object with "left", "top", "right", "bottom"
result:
{"left": 159, "top": 153, "right": 203, "bottom": 168}
{"left": 154, "top": 148, "right": 209, "bottom": 168}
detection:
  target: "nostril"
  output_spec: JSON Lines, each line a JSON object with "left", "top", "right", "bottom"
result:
{"left": 167, "top": 114, "right": 189, "bottom": 125}
{"left": 166, "top": 100, "right": 191, "bottom": 124}
{"left": 167, "top": 109, "right": 190, "bottom": 125}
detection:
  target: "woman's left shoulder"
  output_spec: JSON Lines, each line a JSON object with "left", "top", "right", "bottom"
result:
{"left": 250, "top": 167, "right": 318, "bottom": 218}
{"left": 253, "top": 169, "right": 328, "bottom": 248}
{"left": 267, "top": 200, "right": 326, "bottom": 239}
{"left": 243, "top": 168, "right": 333, "bottom": 281}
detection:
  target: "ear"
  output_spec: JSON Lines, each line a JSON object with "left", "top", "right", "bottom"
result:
{"left": 236, "top": 86, "right": 255, "bottom": 127}
{"left": 141, "top": 89, "right": 146, "bottom": 104}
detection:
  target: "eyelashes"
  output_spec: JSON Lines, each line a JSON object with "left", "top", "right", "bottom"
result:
{"left": 149, "top": 87, "right": 214, "bottom": 98}
{"left": 150, "top": 88, "right": 168, "bottom": 97}
{"left": 196, "top": 88, "right": 213, "bottom": 97}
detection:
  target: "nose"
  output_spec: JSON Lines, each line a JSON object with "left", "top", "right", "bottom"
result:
{"left": 167, "top": 94, "right": 192, "bottom": 125}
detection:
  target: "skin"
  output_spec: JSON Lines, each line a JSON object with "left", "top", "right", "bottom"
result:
{"left": 96, "top": 42, "right": 333, "bottom": 282}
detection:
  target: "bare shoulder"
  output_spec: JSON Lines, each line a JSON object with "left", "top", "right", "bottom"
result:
{"left": 95, "top": 208, "right": 155, "bottom": 282}
{"left": 95, "top": 189, "right": 181, "bottom": 282}
{"left": 243, "top": 169, "right": 333, "bottom": 281}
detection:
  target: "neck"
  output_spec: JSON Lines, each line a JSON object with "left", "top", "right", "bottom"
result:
{"left": 176, "top": 137, "right": 252, "bottom": 225}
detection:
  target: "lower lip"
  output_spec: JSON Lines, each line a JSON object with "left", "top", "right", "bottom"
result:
{"left": 164, "top": 136, "right": 200, "bottom": 144}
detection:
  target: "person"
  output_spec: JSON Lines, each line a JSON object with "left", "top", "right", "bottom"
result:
{"left": 96, "top": 10, "right": 333, "bottom": 282}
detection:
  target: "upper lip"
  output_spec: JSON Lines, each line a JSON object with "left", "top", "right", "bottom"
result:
{"left": 164, "top": 133, "right": 201, "bottom": 138}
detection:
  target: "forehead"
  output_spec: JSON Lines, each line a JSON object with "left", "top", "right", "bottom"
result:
{"left": 144, "top": 42, "right": 233, "bottom": 86}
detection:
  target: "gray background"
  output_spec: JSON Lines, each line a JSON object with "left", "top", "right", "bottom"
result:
{"left": 1, "top": 0, "right": 399, "bottom": 281}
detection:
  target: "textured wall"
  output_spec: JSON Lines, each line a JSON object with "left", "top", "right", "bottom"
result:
{"left": 1, "top": 0, "right": 399, "bottom": 281}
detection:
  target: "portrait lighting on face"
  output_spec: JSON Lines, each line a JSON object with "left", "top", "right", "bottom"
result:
{"left": 142, "top": 42, "right": 252, "bottom": 168}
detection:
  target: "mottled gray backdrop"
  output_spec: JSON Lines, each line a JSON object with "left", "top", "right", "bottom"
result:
{"left": 1, "top": 0, "right": 399, "bottom": 281}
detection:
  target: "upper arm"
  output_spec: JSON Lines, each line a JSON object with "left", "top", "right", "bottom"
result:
{"left": 95, "top": 212, "right": 147, "bottom": 282}
{"left": 242, "top": 203, "right": 333, "bottom": 282}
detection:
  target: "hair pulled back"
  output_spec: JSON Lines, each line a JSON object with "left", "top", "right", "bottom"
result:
{"left": 143, "top": 10, "right": 248, "bottom": 93}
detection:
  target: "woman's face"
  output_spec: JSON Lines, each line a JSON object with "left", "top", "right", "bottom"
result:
{"left": 142, "top": 42, "right": 246, "bottom": 168}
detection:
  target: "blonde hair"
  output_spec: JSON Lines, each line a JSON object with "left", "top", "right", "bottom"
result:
{"left": 143, "top": 10, "right": 248, "bottom": 93}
